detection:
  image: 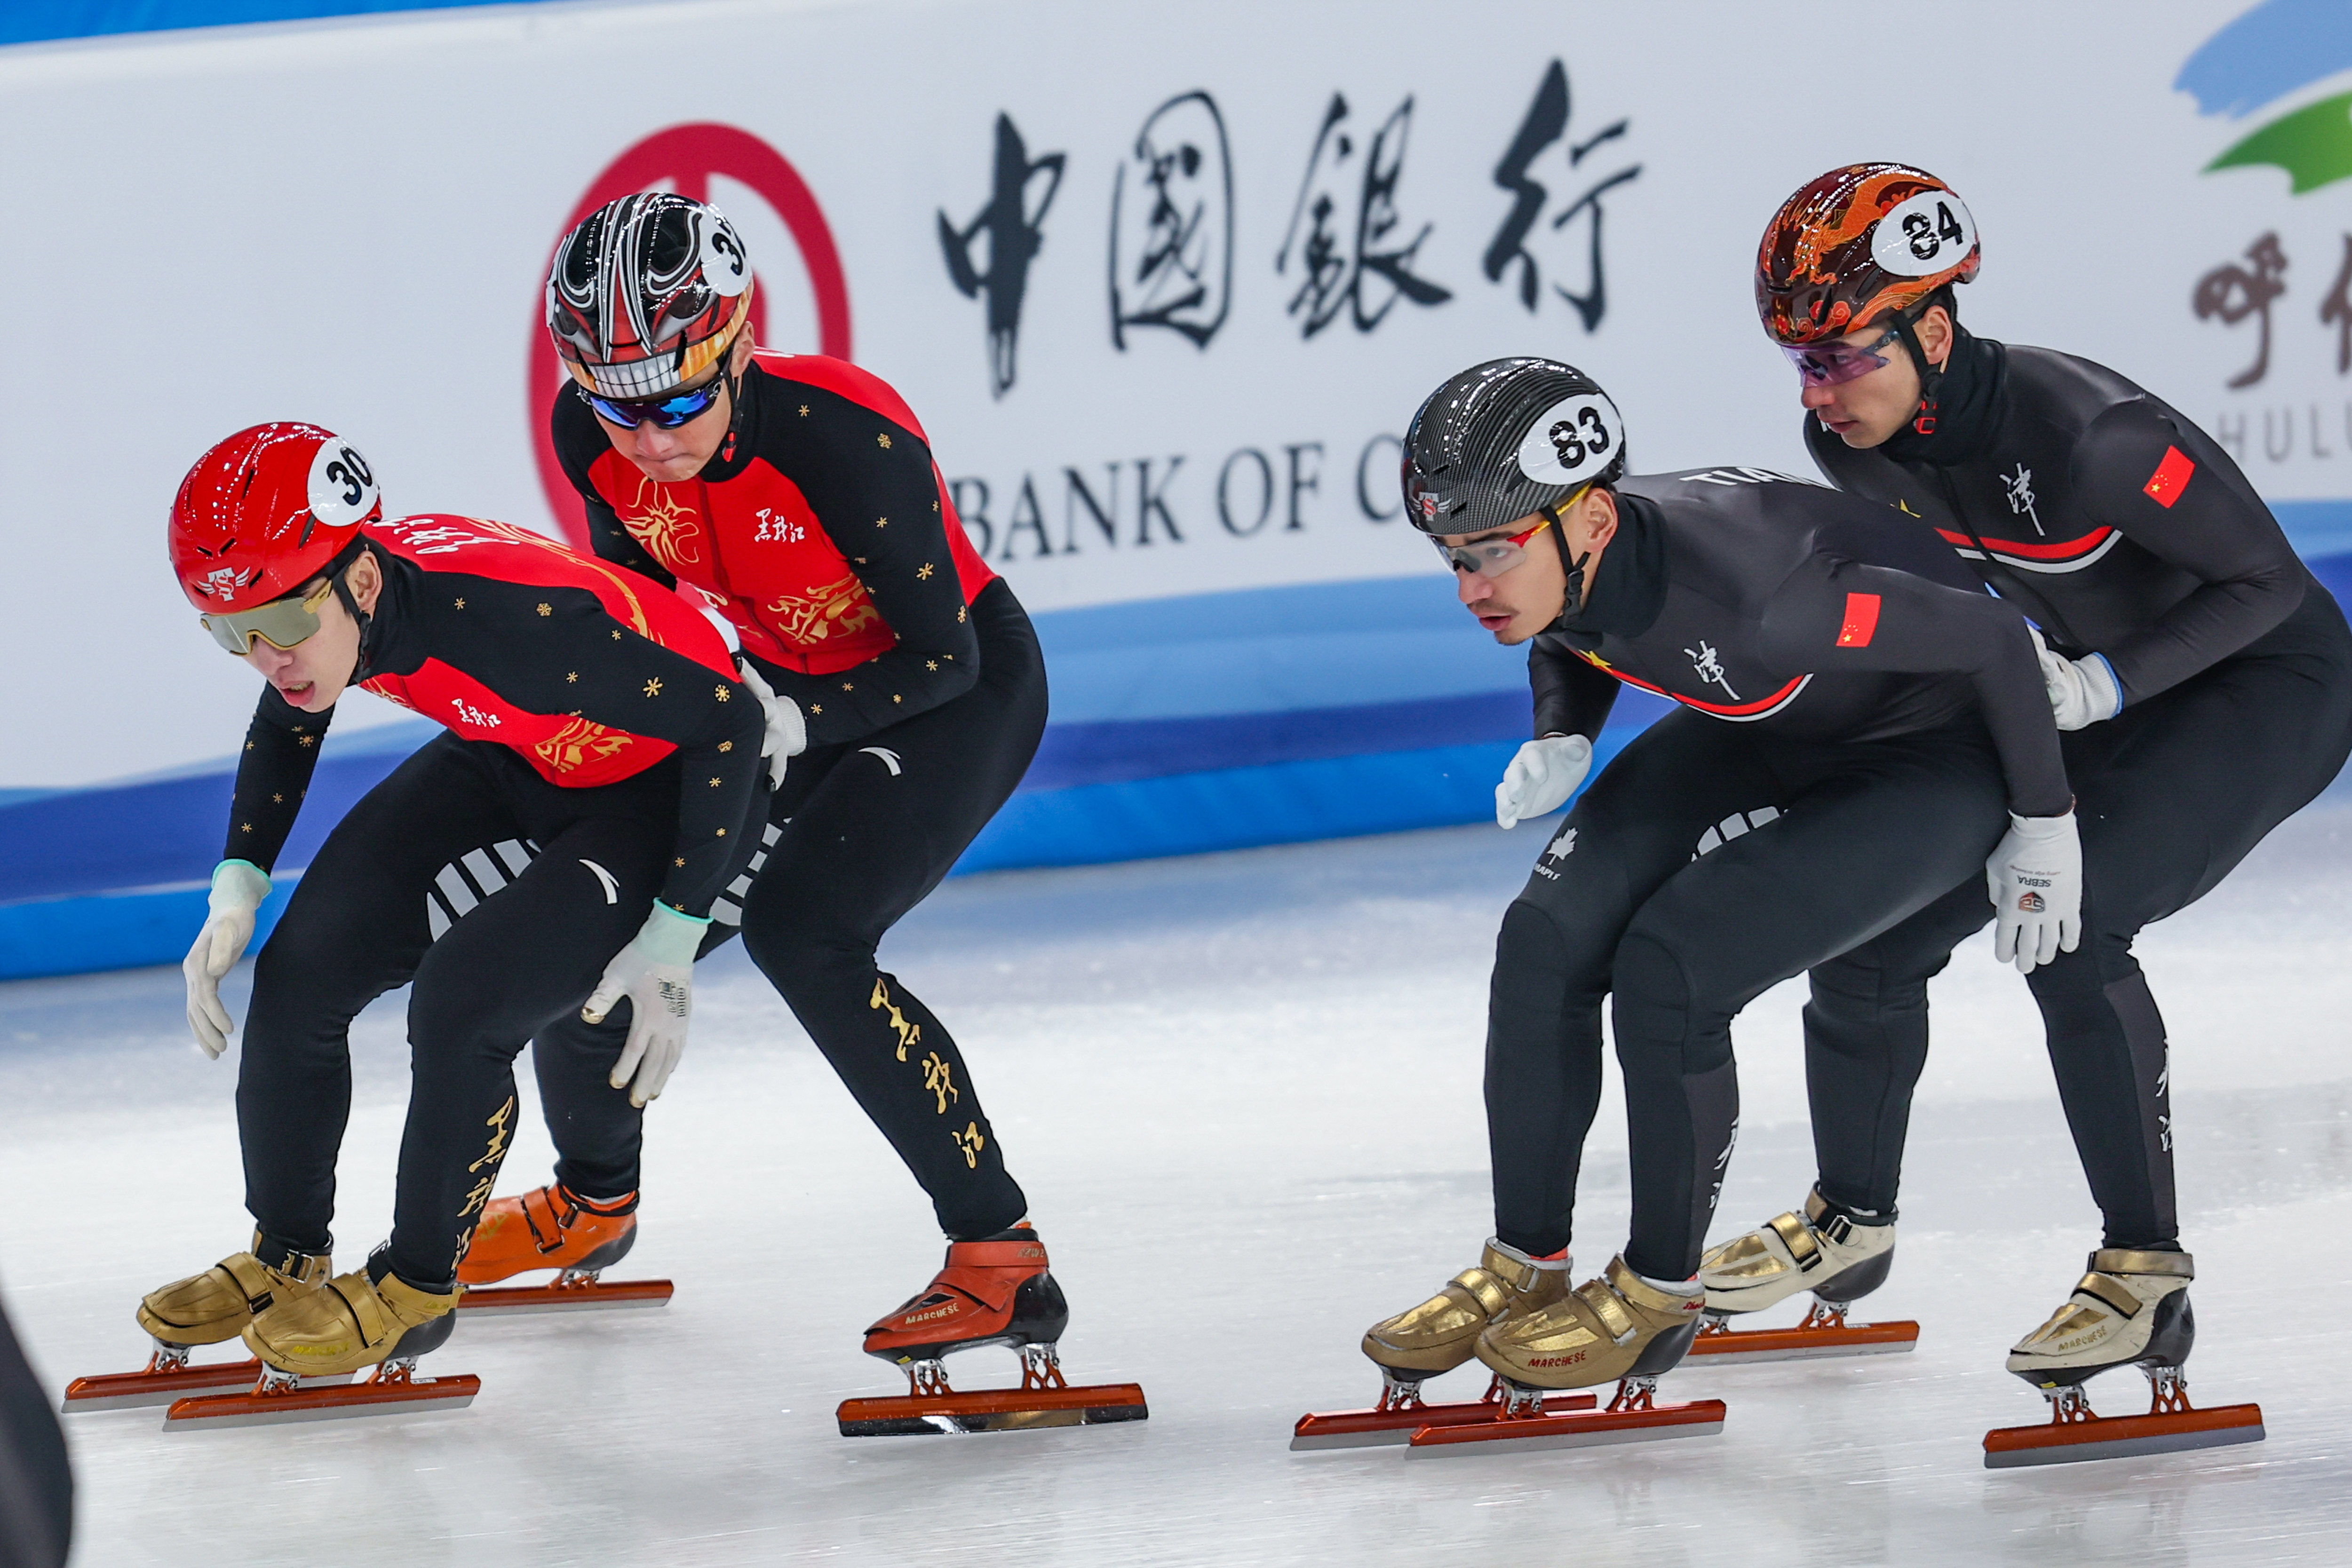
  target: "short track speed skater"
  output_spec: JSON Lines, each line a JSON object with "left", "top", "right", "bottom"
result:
{"left": 1982, "top": 1249, "right": 2262, "bottom": 1467}
{"left": 1301, "top": 1245, "right": 1725, "bottom": 1456}
{"left": 453, "top": 1183, "right": 674, "bottom": 1315}
{"left": 1690, "top": 1190, "right": 1919, "bottom": 1364}
{"left": 838, "top": 1225, "right": 1146, "bottom": 1437}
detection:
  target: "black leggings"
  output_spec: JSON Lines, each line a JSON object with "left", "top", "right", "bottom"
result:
{"left": 1486, "top": 710, "right": 2011, "bottom": 1281}
{"left": 240, "top": 735, "right": 684, "bottom": 1288}
{"left": 1806, "top": 586, "right": 2352, "bottom": 1247}
{"left": 531, "top": 578, "right": 1049, "bottom": 1241}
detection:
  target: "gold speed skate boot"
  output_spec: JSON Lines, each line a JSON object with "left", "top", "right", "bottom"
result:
{"left": 244, "top": 1267, "right": 461, "bottom": 1378}
{"left": 136, "top": 1232, "right": 332, "bottom": 1349}
{"left": 1360, "top": 1240, "right": 1570, "bottom": 1408}
{"left": 1699, "top": 1188, "right": 1895, "bottom": 1319}
{"left": 2006, "top": 1249, "right": 2195, "bottom": 1394}
{"left": 1476, "top": 1255, "right": 1703, "bottom": 1392}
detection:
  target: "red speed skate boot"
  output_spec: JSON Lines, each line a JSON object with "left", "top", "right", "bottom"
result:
{"left": 452, "top": 1183, "right": 672, "bottom": 1315}
{"left": 838, "top": 1224, "right": 1147, "bottom": 1437}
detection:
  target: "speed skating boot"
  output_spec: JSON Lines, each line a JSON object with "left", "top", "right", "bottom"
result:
{"left": 1476, "top": 1255, "right": 1703, "bottom": 1394}
{"left": 161, "top": 1264, "right": 478, "bottom": 1428}
{"left": 457, "top": 1183, "right": 637, "bottom": 1285}
{"left": 1687, "top": 1188, "right": 1917, "bottom": 1362}
{"left": 840, "top": 1223, "right": 1147, "bottom": 1436}
{"left": 64, "top": 1235, "right": 339, "bottom": 1411}
{"left": 1360, "top": 1239, "right": 1570, "bottom": 1409}
{"left": 1984, "top": 1248, "right": 2262, "bottom": 1467}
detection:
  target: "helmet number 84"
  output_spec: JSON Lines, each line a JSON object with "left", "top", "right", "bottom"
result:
{"left": 1902, "top": 201, "right": 1965, "bottom": 263}
{"left": 1549, "top": 407, "right": 1613, "bottom": 468}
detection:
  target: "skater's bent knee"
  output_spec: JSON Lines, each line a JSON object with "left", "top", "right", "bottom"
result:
{"left": 1611, "top": 929, "right": 1733, "bottom": 1074}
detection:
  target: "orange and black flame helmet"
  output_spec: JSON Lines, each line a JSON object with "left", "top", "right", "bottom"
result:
{"left": 1756, "top": 163, "right": 1979, "bottom": 346}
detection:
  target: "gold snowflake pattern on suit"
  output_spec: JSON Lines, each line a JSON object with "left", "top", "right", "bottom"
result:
{"left": 620, "top": 476, "right": 706, "bottom": 572}
{"left": 533, "top": 717, "right": 636, "bottom": 774}
{"left": 766, "top": 573, "right": 882, "bottom": 646}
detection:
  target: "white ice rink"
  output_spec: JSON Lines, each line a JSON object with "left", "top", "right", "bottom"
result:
{"left": 6, "top": 792, "right": 2351, "bottom": 1567}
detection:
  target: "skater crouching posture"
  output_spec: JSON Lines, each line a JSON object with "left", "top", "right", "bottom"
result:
{"left": 506, "top": 192, "right": 1077, "bottom": 1403}
{"left": 141, "top": 424, "right": 763, "bottom": 1389}
{"left": 1703, "top": 165, "right": 2352, "bottom": 1428}
{"left": 1357, "top": 358, "right": 2075, "bottom": 1419}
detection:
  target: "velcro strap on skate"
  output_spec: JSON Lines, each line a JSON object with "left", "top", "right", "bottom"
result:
{"left": 1766, "top": 1211, "right": 1821, "bottom": 1271}
{"left": 1453, "top": 1269, "right": 1512, "bottom": 1316}
{"left": 333, "top": 1277, "right": 391, "bottom": 1343}
{"left": 945, "top": 1237, "right": 1049, "bottom": 1271}
{"left": 217, "top": 1253, "right": 292, "bottom": 1309}
{"left": 1574, "top": 1278, "right": 1638, "bottom": 1344}
{"left": 2089, "top": 1247, "right": 2193, "bottom": 1281}
{"left": 2073, "top": 1272, "right": 2142, "bottom": 1320}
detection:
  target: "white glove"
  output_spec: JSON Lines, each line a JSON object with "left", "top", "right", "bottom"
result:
{"left": 1495, "top": 734, "right": 1593, "bottom": 829}
{"left": 1985, "top": 810, "right": 2083, "bottom": 974}
{"left": 2030, "top": 627, "right": 2122, "bottom": 731}
{"left": 583, "top": 902, "right": 709, "bottom": 1107}
{"left": 183, "top": 860, "right": 271, "bottom": 1060}
{"left": 734, "top": 660, "right": 806, "bottom": 791}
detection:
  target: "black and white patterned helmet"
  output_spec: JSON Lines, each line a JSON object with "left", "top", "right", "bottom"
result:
{"left": 1402, "top": 358, "right": 1628, "bottom": 536}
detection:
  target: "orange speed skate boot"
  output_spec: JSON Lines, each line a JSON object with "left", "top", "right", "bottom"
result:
{"left": 453, "top": 1183, "right": 672, "bottom": 1315}
{"left": 839, "top": 1224, "right": 1147, "bottom": 1436}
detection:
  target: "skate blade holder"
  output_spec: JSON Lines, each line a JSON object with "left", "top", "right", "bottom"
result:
{"left": 1984, "top": 1372, "right": 2263, "bottom": 1468}
{"left": 454, "top": 1270, "right": 673, "bottom": 1315}
{"left": 1402, "top": 1378, "right": 1725, "bottom": 1457}
{"left": 163, "top": 1358, "right": 480, "bottom": 1430}
{"left": 62, "top": 1356, "right": 352, "bottom": 1413}
{"left": 1685, "top": 1302, "right": 1920, "bottom": 1365}
{"left": 837, "top": 1346, "right": 1148, "bottom": 1437}
{"left": 1292, "top": 1375, "right": 1600, "bottom": 1450}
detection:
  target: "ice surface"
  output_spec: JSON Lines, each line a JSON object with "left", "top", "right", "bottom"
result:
{"left": 5, "top": 795, "right": 2352, "bottom": 1566}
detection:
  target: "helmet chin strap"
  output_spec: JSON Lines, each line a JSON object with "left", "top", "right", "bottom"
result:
{"left": 328, "top": 542, "right": 378, "bottom": 684}
{"left": 1547, "top": 502, "right": 1594, "bottom": 626}
{"left": 1890, "top": 298, "right": 1946, "bottom": 437}
{"left": 716, "top": 339, "right": 750, "bottom": 467}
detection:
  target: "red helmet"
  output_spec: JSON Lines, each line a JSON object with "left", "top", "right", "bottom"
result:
{"left": 1756, "top": 163, "right": 1979, "bottom": 345}
{"left": 169, "top": 424, "right": 382, "bottom": 612}
{"left": 546, "top": 193, "right": 755, "bottom": 401}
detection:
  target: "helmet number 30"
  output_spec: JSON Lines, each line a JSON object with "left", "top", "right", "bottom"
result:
{"left": 306, "top": 440, "right": 380, "bottom": 528}
{"left": 1871, "top": 190, "right": 1976, "bottom": 279}
{"left": 1518, "top": 393, "right": 1624, "bottom": 487}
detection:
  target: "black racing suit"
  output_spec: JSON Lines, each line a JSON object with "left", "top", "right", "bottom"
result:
{"left": 1798, "top": 330, "right": 2352, "bottom": 1250}
{"left": 1492, "top": 468, "right": 2070, "bottom": 1282}
{"left": 0, "top": 1290, "right": 69, "bottom": 1568}
{"left": 232, "top": 518, "right": 764, "bottom": 1290}
{"left": 533, "top": 354, "right": 1045, "bottom": 1242}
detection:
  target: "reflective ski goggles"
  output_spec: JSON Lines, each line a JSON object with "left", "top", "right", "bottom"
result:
{"left": 199, "top": 577, "right": 337, "bottom": 655}
{"left": 1432, "top": 514, "right": 1555, "bottom": 577}
{"left": 1780, "top": 321, "right": 1902, "bottom": 388}
{"left": 579, "top": 371, "right": 730, "bottom": 430}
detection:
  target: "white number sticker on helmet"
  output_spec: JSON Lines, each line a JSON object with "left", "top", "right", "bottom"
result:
{"left": 1870, "top": 190, "right": 1976, "bottom": 278}
{"left": 1517, "top": 394, "right": 1623, "bottom": 486}
{"left": 699, "top": 208, "right": 751, "bottom": 298}
{"left": 306, "top": 439, "right": 379, "bottom": 528}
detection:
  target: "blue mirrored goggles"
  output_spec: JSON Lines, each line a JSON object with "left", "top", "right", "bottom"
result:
{"left": 579, "top": 373, "right": 731, "bottom": 430}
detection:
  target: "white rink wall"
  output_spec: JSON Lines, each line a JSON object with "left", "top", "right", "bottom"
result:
{"left": 0, "top": 0, "right": 2334, "bottom": 786}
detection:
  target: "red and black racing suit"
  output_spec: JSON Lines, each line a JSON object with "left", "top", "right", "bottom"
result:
{"left": 229, "top": 516, "right": 763, "bottom": 1290}
{"left": 1495, "top": 467, "right": 2069, "bottom": 1280}
{"left": 539, "top": 352, "right": 1045, "bottom": 1242}
{"left": 1797, "top": 328, "right": 2352, "bottom": 1251}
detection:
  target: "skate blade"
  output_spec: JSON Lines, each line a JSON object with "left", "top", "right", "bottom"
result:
{"left": 1685, "top": 1319, "right": 1919, "bottom": 1365}
{"left": 453, "top": 1278, "right": 673, "bottom": 1315}
{"left": 1983, "top": 1402, "right": 2264, "bottom": 1468}
{"left": 836, "top": 1382, "right": 1149, "bottom": 1437}
{"left": 164, "top": 1372, "right": 481, "bottom": 1430}
{"left": 1291, "top": 1393, "right": 1598, "bottom": 1450}
{"left": 62, "top": 1360, "right": 353, "bottom": 1412}
{"left": 1403, "top": 1398, "right": 1727, "bottom": 1457}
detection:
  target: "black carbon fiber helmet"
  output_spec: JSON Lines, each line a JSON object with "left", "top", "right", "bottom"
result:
{"left": 1402, "top": 358, "right": 1628, "bottom": 537}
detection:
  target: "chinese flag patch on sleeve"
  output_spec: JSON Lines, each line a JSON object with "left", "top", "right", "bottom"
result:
{"left": 2143, "top": 445, "right": 2195, "bottom": 508}
{"left": 1835, "top": 592, "right": 1882, "bottom": 648}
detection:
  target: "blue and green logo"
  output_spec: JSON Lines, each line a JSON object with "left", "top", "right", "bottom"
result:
{"left": 2184, "top": 0, "right": 2352, "bottom": 192}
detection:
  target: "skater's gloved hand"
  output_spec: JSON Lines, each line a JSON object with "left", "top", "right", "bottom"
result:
{"left": 584, "top": 902, "right": 709, "bottom": 1107}
{"left": 183, "top": 860, "right": 270, "bottom": 1060}
{"left": 1495, "top": 734, "right": 1592, "bottom": 829}
{"left": 1985, "top": 809, "right": 2082, "bottom": 974}
{"left": 2030, "top": 627, "right": 2122, "bottom": 731}
{"left": 735, "top": 660, "right": 804, "bottom": 791}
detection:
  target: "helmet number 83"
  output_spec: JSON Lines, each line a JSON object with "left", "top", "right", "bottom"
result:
{"left": 1549, "top": 407, "right": 1613, "bottom": 468}
{"left": 1903, "top": 201, "right": 1965, "bottom": 263}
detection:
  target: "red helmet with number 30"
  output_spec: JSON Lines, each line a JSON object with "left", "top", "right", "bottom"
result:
{"left": 1756, "top": 163, "right": 1979, "bottom": 345}
{"left": 169, "top": 423, "right": 382, "bottom": 612}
